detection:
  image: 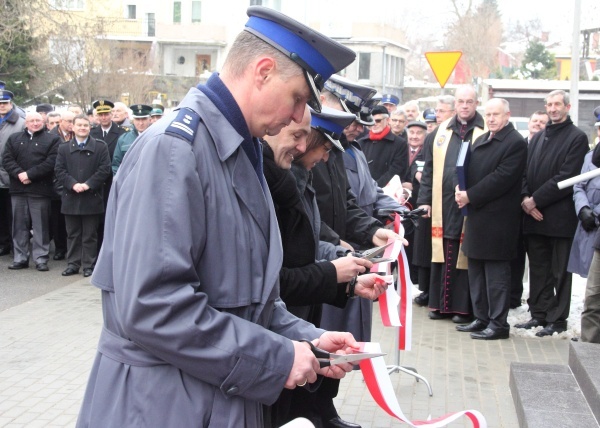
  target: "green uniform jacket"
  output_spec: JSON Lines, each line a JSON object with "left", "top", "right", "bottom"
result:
{"left": 111, "top": 127, "right": 139, "bottom": 175}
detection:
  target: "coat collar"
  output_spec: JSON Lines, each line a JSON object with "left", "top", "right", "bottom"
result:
{"left": 473, "top": 122, "right": 515, "bottom": 149}
{"left": 177, "top": 88, "right": 244, "bottom": 162}
{"left": 68, "top": 136, "right": 99, "bottom": 153}
{"left": 448, "top": 112, "right": 485, "bottom": 134}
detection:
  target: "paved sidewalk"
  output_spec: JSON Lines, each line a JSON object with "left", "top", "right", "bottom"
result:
{"left": 1, "top": 281, "right": 569, "bottom": 427}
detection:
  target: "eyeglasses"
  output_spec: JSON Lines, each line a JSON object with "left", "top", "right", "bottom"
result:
{"left": 390, "top": 119, "right": 406, "bottom": 123}
{"left": 322, "top": 143, "right": 333, "bottom": 153}
{"left": 456, "top": 100, "right": 475, "bottom": 105}
{"left": 374, "top": 118, "right": 385, "bottom": 123}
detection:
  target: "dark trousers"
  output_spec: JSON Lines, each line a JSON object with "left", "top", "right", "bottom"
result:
{"left": 0, "top": 188, "right": 12, "bottom": 249}
{"left": 418, "top": 266, "right": 431, "bottom": 293}
{"left": 50, "top": 199, "right": 67, "bottom": 253}
{"left": 509, "top": 228, "right": 526, "bottom": 308}
{"left": 582, "top": 250, "right": 600, "bottom": 343}
{"left": 65, "top": 214, "right": 100, "bottom": 269}
{"left": 525, "top": 234, "right": 573, "bottom": 324}
{"left": 11, "top": 194, "right": 51, "bottom": 264}
{"left": 468, "top": 258, "right": 511, "bottom": 332}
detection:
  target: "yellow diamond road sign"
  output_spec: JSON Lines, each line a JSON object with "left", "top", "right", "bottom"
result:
{"left": 425, "top": 51, "right": 463, "bottom": 88}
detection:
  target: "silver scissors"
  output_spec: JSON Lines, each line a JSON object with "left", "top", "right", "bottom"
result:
{"left": 301, "top": 340, "right": 386, "bottom": 368}
{"left": 352, "top": 242, "right": 396, "bottom": 264}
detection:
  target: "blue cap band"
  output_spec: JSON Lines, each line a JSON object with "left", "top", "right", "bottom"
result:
{"left": 310, "top": 114, "right": 345, "bottom": 137}
{"left": 246, "top": 16, "right": 335, "bottom": 81}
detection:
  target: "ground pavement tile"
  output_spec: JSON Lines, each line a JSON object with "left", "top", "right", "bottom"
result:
{"left": 1, "top": 281, "right": 573, "bottom": 427}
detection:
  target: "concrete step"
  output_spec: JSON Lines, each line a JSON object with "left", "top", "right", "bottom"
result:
{"left": 510, "top": 361, "right": 599, "bottom": 427}
{"left": 510, "top": 341, "right": 600, "bottom": 427}
{"left": 569, "top": 341, "right": 600, "bottom": 423}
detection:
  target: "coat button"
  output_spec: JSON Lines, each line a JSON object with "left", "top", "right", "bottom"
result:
{"left": 226, "top": 386, "right": 239, "bottom": 395}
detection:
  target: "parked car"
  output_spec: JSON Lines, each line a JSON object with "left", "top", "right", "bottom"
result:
{"left": 509, "top": 117, "right": 530, "bottom": 138}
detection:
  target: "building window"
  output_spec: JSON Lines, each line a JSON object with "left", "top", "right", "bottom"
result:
{"left": 126, "top": 5, "right": 136, "bottom": 20}
{"left": 50, "top": 0, "right": 85, "bottom": 10}
{"left": 192, "top": 1, "right": 201, "bottom": 23}
{"left": 358, "top": 52, "right": 371, "bottom": 80}
{"left": 49, "top": 38, "right": 86, "bottom": 69}
{"left": 173, "top": 1, "right": 181, "bottom": 24}
{"left": 145, "top": 13, "right": 156, "bottom": 37}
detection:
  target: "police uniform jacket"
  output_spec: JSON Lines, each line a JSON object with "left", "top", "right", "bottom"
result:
{"left": 90, "top": 121, "right": 126, "bottom": 159}
{"left": 76, "top": 86, "right": 322, "bottom": 428}
{"left": 522, "top": 116, "right": 589, "bottom": 238}
{"left": 111, "top": 127, "right": 139, "bottom": 175}
{"left": 461, "top": 123, "right": 527, "bottom": 260}
{"left": 312, "top": 141, "right": 382, "bottom": 248}
{"left": 0, "top": 109, "right": 26, "bottom": 188}
{"left": 54, "top": 137, "right": 111, "bottom": 215}
{"left": 359, "top": 128, "right": 409, "bottom": 187}
{"left": 2, "top": 128, "right": 60, "bottom": 198}
{"left": 342, "top": 140, "right": 403, "bottom": 218}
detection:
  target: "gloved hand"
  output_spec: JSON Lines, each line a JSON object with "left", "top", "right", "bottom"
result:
{"left": 579, "top": 206, "right": 597, "bottom": 232}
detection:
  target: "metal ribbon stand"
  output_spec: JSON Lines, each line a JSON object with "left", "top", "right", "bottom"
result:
{"left": 386, "top": 260, "right": 433, "bottom": 396}
{"left": 386, "top": 325, "right": 433, "bottom": 396}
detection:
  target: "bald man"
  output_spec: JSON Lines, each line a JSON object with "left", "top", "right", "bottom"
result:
{"left": 2, "top": 112, "right": 61, "bottom": 270}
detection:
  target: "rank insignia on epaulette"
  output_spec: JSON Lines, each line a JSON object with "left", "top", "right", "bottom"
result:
{"left": 166, "top": 108, "right": 200, "bottom": 144}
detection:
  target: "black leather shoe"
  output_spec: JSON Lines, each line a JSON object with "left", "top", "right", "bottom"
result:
{"left": 8, "top": 261, "right": 29, "bottom": 270}
{"left": 470, "top": 328, "right": 509, "bottom": 340}
{"left": 428, "top": 310, "right": 451, "bottom": 320}
{"left": 452, "top": 314, "right": 474, "bottom": 324}
{"left": 325, "top": 416, "right": 362, "bottom": 428}
{"left": 456, "top": 319, "right": 487, "bottom": 332}
{"left": 83, "top": 268, "right": 93, "bottom": 277}
{"left": 414, "top": 293, "right": 429, "bottom": 306}
{"left": 36, "top": 263, "right": 49, "bottom": 272}
{"left": 53, "top": 251, "right": 66, "bottom": 261}
{"left": 535, "top": 323, "right": 567, "bottom": 337}
{"left": 62, "top": 267, "right": 79, "bottom": 276}
{"left": 515, "top": 318, "right": 546, "bottom": 329}
{"left": 0, "top": 246, "right": 10, "bottom": 256}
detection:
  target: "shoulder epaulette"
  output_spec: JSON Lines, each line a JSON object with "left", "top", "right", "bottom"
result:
{"left": 165, "top": 108, "right": 200, "bottom": 145}
{"left": 120, "top": 126, "right": 130, "bottom": 132}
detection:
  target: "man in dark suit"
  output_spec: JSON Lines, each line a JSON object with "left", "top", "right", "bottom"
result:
{"left": 519, "top": 90, "right": 589, "bottom": 337}
{"left": 89, "top": 99, "right": 126, "bottom": 249}
{"left": 454, "top": 98, "right": 528, "bottom": 340}
{"left": 54, "top": 115, "right": 111, "bottom": 277}
{"left": 89, "top": 100, "right": 127, "bottom": 159}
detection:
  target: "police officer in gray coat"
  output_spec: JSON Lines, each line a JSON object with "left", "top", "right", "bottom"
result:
{"left": 76, "top": 7, "right": 363, "bottom": 428}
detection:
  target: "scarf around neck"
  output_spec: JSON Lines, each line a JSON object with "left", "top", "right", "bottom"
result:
{"left": 369, "top": 125, "right": 391, "bottom": 141}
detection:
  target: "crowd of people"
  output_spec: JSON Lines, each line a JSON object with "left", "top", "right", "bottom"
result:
{"left": 0, "top": 88, "right": 164, "bottom": 277}
{"left": 3, "top": 5, "right": 600, "bottom": 427}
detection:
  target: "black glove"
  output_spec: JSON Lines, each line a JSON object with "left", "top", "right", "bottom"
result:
{"left": 579, "top": 206, "right": 597, "bottom": 232}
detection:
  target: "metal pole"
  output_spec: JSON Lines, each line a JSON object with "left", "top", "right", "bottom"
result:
{"left": 381, "top": 45, "right": 387, "bottom": 94}
{"left": 570, "top": 0, "right": 581, "bottom": 125}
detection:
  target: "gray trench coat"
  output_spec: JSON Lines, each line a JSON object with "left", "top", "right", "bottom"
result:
{"left": 77, "top": 88, "right": 323, "bottom": 428}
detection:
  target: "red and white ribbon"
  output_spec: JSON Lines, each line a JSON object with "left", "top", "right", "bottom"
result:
{"left": 359, "top": 342, "right": 487, "bottom": 428}
{"left": 373, "top": 215, "right": 414, "bottom": 350}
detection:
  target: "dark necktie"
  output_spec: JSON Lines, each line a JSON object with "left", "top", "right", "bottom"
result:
{"left": 79, "top": 143, "right": 85, "bottom": 150}
{"left": 103, "top": 130, "right": 107, "bottom": 138}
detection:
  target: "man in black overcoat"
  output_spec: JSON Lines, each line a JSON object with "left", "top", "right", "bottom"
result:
{"left": 454, "top": 98, "right": 527, "bottom": 339}
{"left": 519, "top": 90, "right": 589, "bottom": 337}
{"left": 55, "top": 115, "right": 111, "bottom": 278}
